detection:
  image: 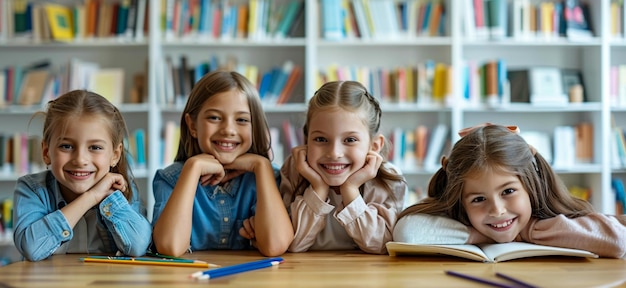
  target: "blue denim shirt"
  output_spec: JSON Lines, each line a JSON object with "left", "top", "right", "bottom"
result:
{"left": 12, "top": 171, "right": 152, "bottom": 261}
{"left": 152, "top": 161, "right": 280, "bottom": 252}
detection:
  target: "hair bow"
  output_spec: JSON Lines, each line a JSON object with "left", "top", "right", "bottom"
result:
{"left": 457, "top": 122, "right": 520, "bottom": 137}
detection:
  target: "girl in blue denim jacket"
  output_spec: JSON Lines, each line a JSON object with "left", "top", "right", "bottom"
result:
{"left": 151, "top": 71, "right": 293, "bottom": 257}
{"left": 13, "top": 90, "right": 151, "bottom": 261}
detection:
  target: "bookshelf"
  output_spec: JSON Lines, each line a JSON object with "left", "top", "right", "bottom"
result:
{"left": 0, "top": 1, "right": 623, "bottom": 260}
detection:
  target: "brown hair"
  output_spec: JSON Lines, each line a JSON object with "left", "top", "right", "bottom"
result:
{"left": 174, "top": 70, "right": 272, "bottom": 161}
{"left": 293, "top": 80, "right": 405, "bottom": 198}
{"left": 36, "top": 90, "right": 134, "bottom": 201}
{"left": 398, "top": 124, "right": 594, "bottom": 224}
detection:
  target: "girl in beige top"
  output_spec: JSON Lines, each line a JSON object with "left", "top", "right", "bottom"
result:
{"left": 280, "top": 81, "right": 407, "bottom": 254}
{"left": 394, "top": 124, "right": 626, "bottom": 258}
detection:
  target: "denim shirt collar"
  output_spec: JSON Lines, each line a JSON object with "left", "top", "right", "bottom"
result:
{"left": 206, "top": 174, "right": 243, "bottom": 199}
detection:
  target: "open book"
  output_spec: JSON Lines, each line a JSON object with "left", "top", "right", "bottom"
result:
{"left": 386, "top": 241, "right": 599, "bottom": 263}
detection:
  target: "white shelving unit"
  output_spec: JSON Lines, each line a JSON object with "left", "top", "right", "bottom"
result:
{"left": 0, "top": 0, "right": 621, "bottom": 246}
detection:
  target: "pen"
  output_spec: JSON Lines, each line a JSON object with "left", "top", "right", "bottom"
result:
{"left": 495, "top": 272, "right": 539, "bottom": 288}
{"left": 80, "top": 257, "right": 220, "bottom": 268}
{"left": 190, "top": 257, "right": 284, "bottom": 280}
{"left": 445, "top": 271, "right": 516, "bottom": 288}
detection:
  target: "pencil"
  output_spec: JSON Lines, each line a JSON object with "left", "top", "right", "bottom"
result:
{"left": 445, "top": 271, "right": 516, "bottom": 288}
{"left": 190, "top": 257, "right": 284, "bottom": 280}
{"left": 80, "top": 257, "right": 220, "bottom": 268}
{"left": 145, "top": 251, "right": 208, "bottom": 264}
{"left": 495, "top": 272, "right": 539, "bottom": 288}
{"left": 85, "top": 255, "right": 211, "bottom": 264}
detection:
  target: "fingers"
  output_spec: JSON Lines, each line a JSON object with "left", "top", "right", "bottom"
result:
{"left": 239, "top": 217, "right": 255, "bottom": 240}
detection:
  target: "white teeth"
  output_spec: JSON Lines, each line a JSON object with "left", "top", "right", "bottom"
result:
{"left": 217, "top": 142, "right": 235, "bottom": 147}
{"left": 324, "top": 164, "right": 347, "bottom": 170}
{"left": 491, "top": 219, "right": 513, "bottom": 228}
{"left": 71, "top": 172, "right": 90, "bottom": 176}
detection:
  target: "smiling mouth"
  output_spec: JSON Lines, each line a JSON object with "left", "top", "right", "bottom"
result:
{"left": 322, "top": 164, "right": 349, "bottom": 170}
{"left": 67, "top": 171, "right": 92, "bottom": 177}
{"left": 214, "top": 141, "right": 238, "bottom": 149}
{"left": 489, "top": 218, "right": 515, "bottom": 228}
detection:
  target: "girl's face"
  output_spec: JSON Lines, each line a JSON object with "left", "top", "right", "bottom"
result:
{"left": 461, "top": 169, "right": 532, "bottom": 243}
{"left": 186, "top": 89, "right": 252, "bottom": 164}
{"left": 306, "top": 108, "right": 380, "bottom": 187}
{"left": 42, "top": 116, "right": 121, "bottom": 202}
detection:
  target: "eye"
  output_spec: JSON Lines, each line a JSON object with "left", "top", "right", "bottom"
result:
{"left": 344, "top": 137, "right": 358, "bottom": 143}
{"left": 89, "top": 145, "right": 104, "bottom": 151}
{"left": 59, "top": 144, "right": 73, "bottom": 151}
{"left": 502, "top": 188, "right": 516, "bottom": 196}
{"left": 313, "top": 137, "right": 327, "bottom": 143}
{"left": 237, "top": 117, "right": 250, "bottom": 124}
{"left": 470, "top": 196, "right": 486, "bottom": 203}
{"left": 207, "top": 115, "right": 220, "bottom": 121}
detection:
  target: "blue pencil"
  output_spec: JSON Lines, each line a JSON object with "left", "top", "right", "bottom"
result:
{"left": 190, "top": 257, "right": 283, "bottom": 280}
{"left": 495, "top": 272, "right": 539, "bottom": 288}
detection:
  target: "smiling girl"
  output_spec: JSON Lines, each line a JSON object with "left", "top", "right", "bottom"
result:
{"left": 151, "top": 70, "right": 293, "bottom": 257}
{"left": 393, "top": 124, "right": 626, "bottom": 258}
{"left": 280, "top": 81, "right": 407, "bottom": 254}
{"left": 13, "top": 90, "right": 151, "bottom": 261}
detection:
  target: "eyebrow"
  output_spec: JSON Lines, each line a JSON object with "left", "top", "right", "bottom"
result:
{"left": 463, "top": 180, "right": 519, "bottom": 196}
{"left": 203, "top": 108, "right": 250, "bottom": 115}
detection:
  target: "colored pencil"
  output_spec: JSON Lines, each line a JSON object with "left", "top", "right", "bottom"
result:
{"left": 80, "top": 257, "right": 220, "bottom": 268}
{"left": 445, "top": 271, "right": 516, "bottom": 288}
{"left": 190, "top": 257, "right": 284, "bottom": 280}
{"left": 85, "top": 255, "right": 210, "bottom": 264}
{"left": 495, "top": 272, "right": 539, "bottom": 288}
{"left": 145, "top": 251, "right": 206, "bottom": 263}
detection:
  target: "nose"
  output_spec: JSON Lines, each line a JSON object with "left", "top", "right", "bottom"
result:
{"left": 220, "top": 120, "right": 236, "bottom": 136}
{"left": 327, "top": 142, "right": 344, "bottom": 159}
{"left": 488, "top": 198, "right": 507, "bottom": 217}
{"left": 72, "top": 149, "right": 89, "bottom": 166}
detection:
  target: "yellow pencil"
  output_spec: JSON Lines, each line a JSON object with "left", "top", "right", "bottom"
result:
{"left": 80, "top": 257, "right": 221, "bottom": 268}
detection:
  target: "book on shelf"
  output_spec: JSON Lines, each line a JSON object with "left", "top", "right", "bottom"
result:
{"left": 386, "top": 241, "right": 598, "bottom": 263}
{"left": 563, "top": 0, "right": 593, "bottom": 40}
{"left": 45, "top": 3, "right": 74, "bottom": 41}
{"left": 423, "top": 124, "right": 448, "bottom": 172}
{"left": 88, "top": 68, "right": 125, "bottom": 105}
{"left": 18, "top": 68, "right": 49, "bottom": 106}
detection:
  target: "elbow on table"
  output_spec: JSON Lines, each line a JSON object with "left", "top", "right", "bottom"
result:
{"left": 258, "top": 237, "right": 293, "bottom": 257}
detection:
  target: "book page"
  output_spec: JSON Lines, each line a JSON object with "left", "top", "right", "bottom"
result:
{"left": 479, "top": 242, "right": 599, "bottom": 262}
{"left": 386, "top": 242, "right": 489, "bottom": 262}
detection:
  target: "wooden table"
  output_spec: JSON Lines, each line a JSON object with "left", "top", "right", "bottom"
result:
{"left": 0, "top": 251, "right": 625, "bottom": 287}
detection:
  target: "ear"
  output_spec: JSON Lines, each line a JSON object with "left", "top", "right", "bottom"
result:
{"left": 184, "top": 113, "right": 197, "bottom": 138}
{"left": 42, "top": 140, "right": 51, "bottom": 166}
{"left": 370, "top": 133, "right": 384, "bottom": 153}
{"left": 111, "top": 143, "right": 123, "bottom": 167}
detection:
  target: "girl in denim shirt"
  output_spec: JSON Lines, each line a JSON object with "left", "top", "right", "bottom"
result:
{"left": 13, "top": 90, "right": 152, "bottom": 261}
{"left": 151, "top": 71, "right": 293, "bottom": 257}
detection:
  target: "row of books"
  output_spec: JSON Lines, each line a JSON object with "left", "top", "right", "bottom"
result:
{"left": 1, "top": 0, "right": 148, "bottom": 43}
{"left": 464, "top": 0, "right": 593, "bottom": 41}
{"left": 387, "top": 124, "right": 450, "bottom": 172}
{"left": 156, "top": 55, "right": 301, "bottom": 106}
{"left": 321, "top": 0, "right": 446, "bottom": 41}
{"left": 528, "top": 123, "right": 593, "bottom": 169}
{"left": 161, "top": 0, "right": 304, "bottom": 41}
{"left": 318, "top": 61, "right": 452, "bottom": 107}
{"left": 0, "top": 58, "right": 146, "bottom": 107}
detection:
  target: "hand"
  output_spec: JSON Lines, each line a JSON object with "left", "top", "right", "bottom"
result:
{"left": 292, "top": 145, "right": 327, "bottom": 193}
{"left": 239, "top": 216, "right": 256, "bottom": 240}
{"left": 341, "top": 151, "right": 383, "bottom": 192}
{"left": 86, "top": 172, "right": 127, "bottom": 204}
{"left": 187, "top": 154, "right": 226, "bottom": 186}
{"left": 221, "top": 153, "right": 261, "bottom": 183}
